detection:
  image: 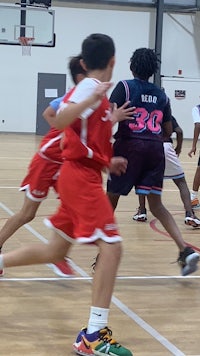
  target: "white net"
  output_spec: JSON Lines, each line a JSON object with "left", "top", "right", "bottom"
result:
{"left": 19, "top": 37, "right": 34, "bottom": 56}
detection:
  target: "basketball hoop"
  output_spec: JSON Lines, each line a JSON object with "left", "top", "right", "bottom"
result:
{"left": 18, "top": 36, "right": 35, "bottom": 56}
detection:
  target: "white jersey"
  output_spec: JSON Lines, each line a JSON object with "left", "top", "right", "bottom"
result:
{"left": 192, "top": 105, "right": 200, "bottom": 124}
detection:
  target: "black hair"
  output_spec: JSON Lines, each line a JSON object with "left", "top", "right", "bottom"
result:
{"left": 81, "top": 33, "right": 115, "bottom": 71}
{"left": 130, "top": 48, "right": 160, "bottom": 80}
{"left": 68, "top": 54, "right": 86, "bottom": 84}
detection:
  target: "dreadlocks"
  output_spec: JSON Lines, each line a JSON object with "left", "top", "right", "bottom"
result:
{"left": 130, "top": 48, "right": 160, "bottom": 81}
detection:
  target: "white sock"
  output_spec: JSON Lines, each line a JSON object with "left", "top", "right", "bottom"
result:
{"left": 0, "top": 255, "right": 4, "bottom": 270}
{"left": 191, "top": 190, "right": 198, "bottom": 200}
{"left": 87, "top": 306, "right": 109, "bottom": 334}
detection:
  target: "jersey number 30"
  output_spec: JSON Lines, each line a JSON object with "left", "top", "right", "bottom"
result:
{"left": 128, "top": 107, "right": 163, "bottom": 134}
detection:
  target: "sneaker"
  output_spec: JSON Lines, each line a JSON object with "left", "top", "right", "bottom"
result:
{"left": 133, "top": 207, "right": 147, "bottom": 222}
{"left": 191, "top": 198, "right": 200, "bottom": 210}
{"left": 48, "top": 257, "right": 75, "bottom": 277}
{"left": 73, "top": 326, "right": 133, "bottom": 356}
{"left": 178, "top": 246, "right": 199, "bottom": 276}
{"left": 185, "top": 215, "right": 200, "bottom": 228}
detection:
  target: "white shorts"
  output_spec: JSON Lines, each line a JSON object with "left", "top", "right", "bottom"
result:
{"left": 164, "top": 142, "right": 185, "bottom": 180}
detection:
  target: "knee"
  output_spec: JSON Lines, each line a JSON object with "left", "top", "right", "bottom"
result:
{"left": 173, "top": 177, "right": 186, "bottom": 188}
{"left": 46, "top": 237, "right": 70, "bottom": 262}
{"left": 100, "top": 241, "right": 122, "bottom": 261}
{"left": 110, "top": 242, "right": 122, "bottom": 260}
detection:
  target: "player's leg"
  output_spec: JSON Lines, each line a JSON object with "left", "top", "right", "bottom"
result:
{"left": 164, "top": 142, "right": 200, "bottom": 226}
{"left": 107, "top": 192, "right": 120, "bottom": 210}
{"left": 173, "top": 177, "right": 191, "bottom": 213}
{"left": 191, "top": 163, "right": 200, "bottom": 209}
{"left": 73, "top": 238, "right": 133, "bottom": 356}
{"left": 133, "top": 194, "right": 147, "bottom": 222}
{"left": 21, "top": 155, "right": 75, "bottom": 277}
{"left": 73, "top": 240, "right": 133, "bottom": 356}
{"left": 147, "top": 193, "right": 199, "bottom": 276}
{"left": 68, "top": 161, "right": 133, "bottom": 356}
{"left": 0, "top": 195, "right": 40, "bottom": 248}
{"left": 139, "top": 141, "right": 199, "bottom": 276}
{"left": 92, "top": 239, "right": 121, "bottom": 308}
{"left": 0, "top": 230, "right": 71, "bottom": 268}
{"left": 0, "top": 196, "right": 40, "bottom": 276}
{"left": 173, "top": 177, "right": 200, "bottom": 227}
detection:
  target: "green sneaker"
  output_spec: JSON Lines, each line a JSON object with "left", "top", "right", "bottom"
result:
{"left": 73, "top": 327, "right": 133, "bottom": 356}
{"left": 73, "top": 326, "right": 133, "bottom": 355}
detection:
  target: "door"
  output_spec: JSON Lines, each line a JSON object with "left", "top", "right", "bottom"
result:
{"left": 36, "top": 73, "right": 66, "bottom": 135}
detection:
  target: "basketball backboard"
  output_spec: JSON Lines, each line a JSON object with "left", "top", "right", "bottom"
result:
{"left": 0, "top": 4, "right": 55, "bottom": 47}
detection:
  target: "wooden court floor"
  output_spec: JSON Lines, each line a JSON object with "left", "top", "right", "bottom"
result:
{"left": 0, "top": 133, "right": 200, "bottom": 356}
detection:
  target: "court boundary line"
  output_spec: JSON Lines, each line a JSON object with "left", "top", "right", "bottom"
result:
{"left": 0, "top": 201, "right": 186, "bottom": 356}
{"left": 0, "top": 275, "right": 200, "bottom": 281}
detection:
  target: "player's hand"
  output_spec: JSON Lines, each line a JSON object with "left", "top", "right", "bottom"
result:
{"left": 188, "top": 147, "right": 196, "bottom": 157}
{"left": 174, "top": 146, "right": 181, "bottom": 156}
{"left": 111, "top": 101, "right": 135, "bottom": 125}
{"left": 109, "top": 156, "right": 128, "bottom": 176}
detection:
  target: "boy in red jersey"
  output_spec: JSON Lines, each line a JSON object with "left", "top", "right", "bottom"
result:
{"left": 0, "top": 55, "right": 86, "bottom": 277}
{"left": 0, "top": 34, "right": 133, "bottom": 356}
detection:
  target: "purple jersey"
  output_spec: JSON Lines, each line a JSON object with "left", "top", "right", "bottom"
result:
{"left": 110, "top": 78, "right": 172, "bottom": 141}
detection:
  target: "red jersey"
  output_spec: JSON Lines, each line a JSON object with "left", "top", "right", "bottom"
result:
{"left": 47, "top": 79, "right": 121, "bottom": 242}
{"left": 60, "top": 78, "right": 113, "bottom": 170}
{"left": 38, "top": 128, "right": 63, "bottom": 164}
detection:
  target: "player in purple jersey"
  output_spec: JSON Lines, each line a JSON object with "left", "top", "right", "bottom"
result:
{"left": 107, "top": 48, "right": 199, "bottom": 276}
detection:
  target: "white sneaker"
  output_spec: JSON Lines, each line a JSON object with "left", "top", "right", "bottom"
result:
{"left": 133, "top": 207, "right": 147, "bottom": 222}
{"left": 185, "top": 216, "right": 200, "bottom": 228}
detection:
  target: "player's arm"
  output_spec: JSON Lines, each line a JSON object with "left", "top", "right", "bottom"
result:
{"left": 54, "top": 82, "right": 112, "bottom": 130}
{"left": 188, "top": 106, "right": 200, "bottom": 157}
{"left": 109, "top": 81, "right": 127, "bottom": 107}
{"left": 43, "top": 96, "right": 64, "bottom": 127}
{"left": 174, "top": 125, "right": 183, "bottom": 156}
{"left": 188, "top": 123, "right": 200, "bottom": 157}
{"left": 162, "top": 99, "right": 173, "bottom": 139}
{"left": 43, "top": 106, "right": 57, "bottom": 127}
{"left": 162, "top": 120, "right": 173, "bottom": 139}
{"left": 109, "top": 81, "right": 135, "bottom": 126}
{"left": 171, "top": 116, "right": 183, "bottom": 156}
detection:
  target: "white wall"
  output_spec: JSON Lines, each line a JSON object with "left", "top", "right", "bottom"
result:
{"left": 162, "top": 77, "right": 200, "bottom": 138}
{"left": 0, "top": 3, "right": 200, "bottom": 137}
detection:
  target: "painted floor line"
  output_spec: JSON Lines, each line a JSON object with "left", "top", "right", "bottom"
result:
{"left": 0, "top": 275, "right": 200, "bottom": 281}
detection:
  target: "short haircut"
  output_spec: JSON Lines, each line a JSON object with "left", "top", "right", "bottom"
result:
{"left": 82, "top": 33, "right": 115, "bottom": 70}
{"left": 130, "top": 48, "right": 160, "bottom": 80}
{"left": 68, "top": 54, "right": 86, "bottom": 84}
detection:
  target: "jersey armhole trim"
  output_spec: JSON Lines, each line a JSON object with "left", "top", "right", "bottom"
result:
{"left": 121, "top": 80, "right": 130, "bottom": 102}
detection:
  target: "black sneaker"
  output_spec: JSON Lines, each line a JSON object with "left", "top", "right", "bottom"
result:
{"left": 178, "top": 247, "right": 199, "bottom": 276}
{"left": 133, "top": 207, "right": 147, "bottom": 222}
